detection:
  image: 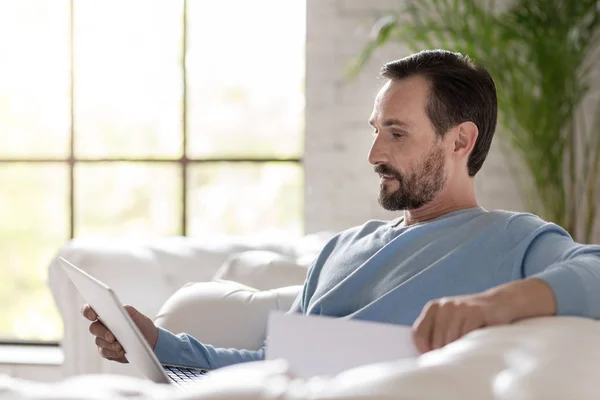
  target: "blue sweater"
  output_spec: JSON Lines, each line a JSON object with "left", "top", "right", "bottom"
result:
{"left": 154, "top": 207, "right": 600, "bottom": 369}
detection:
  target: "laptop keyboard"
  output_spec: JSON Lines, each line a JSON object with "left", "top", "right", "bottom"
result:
{"left": 164, "top": 365, "right": 209, "bottom": 388}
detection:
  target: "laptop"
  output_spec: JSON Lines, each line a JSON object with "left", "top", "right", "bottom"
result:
{"left": 57, "top": 256, "right": 209, "bottom": 389}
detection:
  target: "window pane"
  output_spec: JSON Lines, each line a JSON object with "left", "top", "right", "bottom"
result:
{"left": 75, "top": 163, "right": 181, "bottom": 238}
{"left": 187, "top": 0, "right": 305, "bottom": 158}
{"left": 188, "top": 163, "right": 303, "bottom": 236}
{"left": 74, "top": 1, "right": 183, "bottom": 158}
{"left": 0, "top": 164, "right": 68, "bottom": 340}
{"left": 0, "top": 1, "right": 70, "bottom": 157}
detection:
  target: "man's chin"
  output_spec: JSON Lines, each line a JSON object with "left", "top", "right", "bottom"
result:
{"left": 378, "top": 198, "right": 406, "bottom": 212}
{"left": 378, "top": 190, "right": 407, "bottom": 212}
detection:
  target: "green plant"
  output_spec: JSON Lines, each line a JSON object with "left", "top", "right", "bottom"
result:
{"left": 349, "top": 0, "right": 600, "bottom": 243}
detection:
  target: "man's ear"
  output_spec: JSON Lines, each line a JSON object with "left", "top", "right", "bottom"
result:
{"left": 453, "top": 122, "right": 478, "bottom": 157}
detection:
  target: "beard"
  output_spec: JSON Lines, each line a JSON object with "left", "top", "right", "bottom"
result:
{"left": 375, "top": 145, "right": 446, "bottom": 211}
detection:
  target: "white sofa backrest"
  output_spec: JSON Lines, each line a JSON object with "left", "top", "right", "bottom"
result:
{"left": 213, "top": 250, "right": 311, "bottom": 291}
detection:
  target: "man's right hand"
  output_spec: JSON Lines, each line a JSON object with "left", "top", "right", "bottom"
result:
{"left": 81, "top": 304, "right": 159, "bottom": 363}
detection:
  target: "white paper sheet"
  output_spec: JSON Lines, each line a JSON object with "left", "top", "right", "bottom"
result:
{"left": 266, "top": 311, "right": 419, "bottom": 378}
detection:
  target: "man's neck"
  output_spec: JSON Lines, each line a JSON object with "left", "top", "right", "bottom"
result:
{"left": 402, "top": 204, "right": 478, "bottom": 226}
{"left": 402, "top": 188, "right": 479, "bottom": 226}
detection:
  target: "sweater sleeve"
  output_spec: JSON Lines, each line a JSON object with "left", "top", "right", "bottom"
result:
{"left": 507, "top": 214, "right": 600, "bottom": 318}
{"left": 154, "top": 327, "right": 265, "bottom": 370}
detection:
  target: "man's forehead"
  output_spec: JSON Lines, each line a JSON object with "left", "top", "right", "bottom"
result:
{"left": 377, "top": 76, "right": 430, "bottom": 102}
{"left": 368, "top": 115, "right": 411, "bottom": 128}
{"left": 370, "top": 77, "right": 430, "bottom": 125}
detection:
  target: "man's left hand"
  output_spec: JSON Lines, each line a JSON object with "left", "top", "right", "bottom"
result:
{"left": 411, "top": 293, "right": 512, "bottom": 353}
{"left": 411, "top": 278, "right": 557, "bottom": 353}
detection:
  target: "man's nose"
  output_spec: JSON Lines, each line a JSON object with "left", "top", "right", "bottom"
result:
{"left": 368, "top": 135, "right": 388, "bottom": 166}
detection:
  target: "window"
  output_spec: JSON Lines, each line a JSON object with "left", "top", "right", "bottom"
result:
{"left": 0, "top": 0, "right": 305, "bottom": 342}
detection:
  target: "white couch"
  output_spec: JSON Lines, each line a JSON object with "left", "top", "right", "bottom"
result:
{"left": 47, "top": 233, "right": 332, "bottom": 377}
{"left": 4, "top": 316, "right": 600, "bottom": 399}
{"left": 9, "top": 234, "right": 597, "bottom": 399}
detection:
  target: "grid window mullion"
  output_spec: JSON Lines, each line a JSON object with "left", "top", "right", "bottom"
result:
{"left": 181, "top": 0, "right": 188, "bottom": 236}
{"left": 69, "top": 0, "right": 75, "bottom": 239}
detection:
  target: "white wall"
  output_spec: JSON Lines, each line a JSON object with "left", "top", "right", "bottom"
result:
{"left": 304, "top": 0, "right": 599, "bottom": 242}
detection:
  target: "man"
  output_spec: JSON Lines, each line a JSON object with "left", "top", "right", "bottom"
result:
{"left": 83, "top": 49, "right": 600, "bottom": 370}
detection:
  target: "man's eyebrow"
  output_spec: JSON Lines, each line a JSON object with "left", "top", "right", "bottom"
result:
{"left": 368, "top": 119, "right": 410, "bottom": 128}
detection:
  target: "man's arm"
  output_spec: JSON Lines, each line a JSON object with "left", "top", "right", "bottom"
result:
{"left": 518, "top": 218, "right": 600, "bottom": 318}
{"left": 154, "top": 328, "right": 265, "bottom": 369}
{"left": 410, "top": 278, "right": 558, "bottom": 353}
{"left": 153, "top": 283, "right": 314, "bottom": 369}
{"left": 84, "top": 286, "right": 307, "bottom": 369}
{"left": 412, "top": 215, "right": 600, "bottom": 353}
{"left": 154, "top": 284, "right": 309, "bottom": 369}
{"left": 83, "top": 304, "right": 267, "bottom": 369}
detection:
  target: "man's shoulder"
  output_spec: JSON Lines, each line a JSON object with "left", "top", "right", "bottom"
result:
{"left": 327, "top": 219, "right": 395, "bottom": 244}
{"left": 343, "top": 218, "right": 395, "bottom": 235}
{"left": 486, "top": 209, "right": 571, "bottom": 246}
{"left": 487, "top": 209, "right": 551, "bottom": 229}
{"left": 486, "top": 209, "right": 529, "bottom": 220}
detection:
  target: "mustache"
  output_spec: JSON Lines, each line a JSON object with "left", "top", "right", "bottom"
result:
{"left": 374, "top": 164, "right": 403, "bottom": 180}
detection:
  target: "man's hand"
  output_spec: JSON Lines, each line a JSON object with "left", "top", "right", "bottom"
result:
{"left": 412, "top": 278, "right": 557, "bottom": 353}
{"left": 411, "top": 292, "right": 512, "bottom": 353}
{"left": 81, "top": 304, "right": 159, "bottom": 363}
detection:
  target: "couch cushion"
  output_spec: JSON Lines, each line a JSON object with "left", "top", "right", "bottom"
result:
{"left": 212, "top": 250, "right": 309, "bottom": 291}
{"left": 5, "top": 317, "right": 600, "bottom": 399}
{"left": 154, "top": 281, "right": 301, "bottom": 351}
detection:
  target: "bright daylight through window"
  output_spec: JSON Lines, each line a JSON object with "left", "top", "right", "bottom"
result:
{"left": 0, "top": 0, "right": 305, "bottom": 342}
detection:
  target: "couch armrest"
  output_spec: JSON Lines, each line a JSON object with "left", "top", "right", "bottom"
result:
{"left": 48, "top": 237, "right": 248, "bottom": 377}
{"left": 154, "top": 281, "right": 302, "bottom": 351}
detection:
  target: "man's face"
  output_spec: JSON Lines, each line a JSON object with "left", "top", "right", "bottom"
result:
{"left": 368, "top": 76, "right": 449, "bottom": 211}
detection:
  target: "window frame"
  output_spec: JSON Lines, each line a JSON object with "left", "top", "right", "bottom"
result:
{"left": 0, "top": 0, "right": 302, "bottom": 346}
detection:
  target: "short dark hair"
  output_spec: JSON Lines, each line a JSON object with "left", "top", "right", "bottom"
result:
{"left": 380, "top": 49, "right": 497, "bottom": 176}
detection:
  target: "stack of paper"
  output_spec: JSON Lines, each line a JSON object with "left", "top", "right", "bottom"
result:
{"left": 266, "top": 312, "right": 419, "bottom": 378}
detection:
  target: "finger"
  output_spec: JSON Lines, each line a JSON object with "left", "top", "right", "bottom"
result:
{"left": 107, "top": 356, "right": 128, "bottom": 364}
{"left": 431, "top": 305, "right": 454, "bottom": 350}
{"left": 444, "top": 314, "right": 465, "bottom": 346}
{"left": 460, "top": 315, "right": 485, "bottom": 338}
{"left": 412, "top": 303, "right": 437, "bottom": 353}
{"left": 98, "top": 346, "right": 125, "bottom": 360}
{"left": 89, "top": 321, "right": 115, "bottom": 342}
{"left": 95, "top": 336, "right": 122, "bottom": 352}
{"left": 81, "top": 305, "right": 97, "bottom": 321}
{"left": 123, "top": 305, "right": 141, "bottom": 324}
{"left": 123, "top": 305, "right": 137, "bottom": 317}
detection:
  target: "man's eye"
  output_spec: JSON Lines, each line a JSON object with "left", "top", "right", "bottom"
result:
{"left": 392, "top": 132, "right": 404, "bottom": 139}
